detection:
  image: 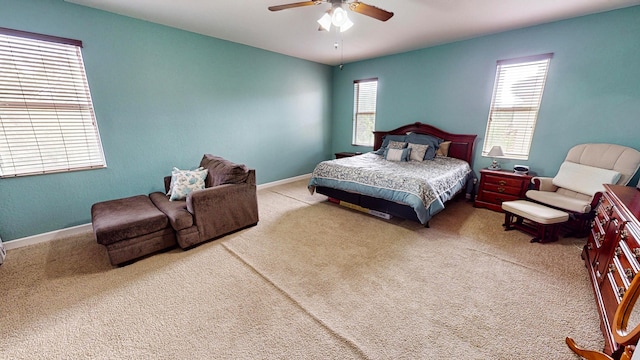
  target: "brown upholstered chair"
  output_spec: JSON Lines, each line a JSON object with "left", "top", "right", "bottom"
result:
{"left": 149, "top": 154, "right": 259, "bottom": 249}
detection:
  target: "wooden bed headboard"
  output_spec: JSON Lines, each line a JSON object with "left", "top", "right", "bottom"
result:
{"left": 373, "top": 122, "right": 477, "bottom": 166}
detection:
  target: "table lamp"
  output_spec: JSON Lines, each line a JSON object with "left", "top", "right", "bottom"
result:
{"left": 487, "top": 146, "right": 504, "bottom": 170}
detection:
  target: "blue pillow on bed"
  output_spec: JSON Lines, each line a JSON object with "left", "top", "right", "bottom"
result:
{"left": 376, "top": 134, "right": 408, "bottom": 155}
{"left": 406, "top": 133, "right": 443, "bottom": 160}
{"left": 384, "top": 147, "right": 411, "bottom": 161}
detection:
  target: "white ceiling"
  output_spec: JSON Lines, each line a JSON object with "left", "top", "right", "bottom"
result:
{"left": 65, "top": 0, "right": 640, "bottom": 66}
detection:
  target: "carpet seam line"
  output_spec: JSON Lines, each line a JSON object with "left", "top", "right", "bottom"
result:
{"left": 221, "top": 243, "right": 371, "bottom": 360}
{"left": 268, "top": 189, "right": 320, "bottom": 206}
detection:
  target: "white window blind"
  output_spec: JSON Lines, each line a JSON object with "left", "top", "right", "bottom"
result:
{"left": 0, "top": 27, "right": 105, "bottom": 178}
{"left": 483, "top": 53, "right": 552, "bottom": 160}
{"left": 352, "top": 78, "right": 378, "bottom": 147}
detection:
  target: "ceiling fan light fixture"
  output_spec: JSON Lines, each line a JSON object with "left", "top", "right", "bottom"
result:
{"left": 331, "top": 7, "right": 348, "bottom": 27}
{"left": 340, "top": 16, "right": 353, "bottom": 32}
{"left": 317, "top": 12, "right": 332, "bottom": 31}
{"left": 318, "top": 6, "right": 353, "bottom": 32}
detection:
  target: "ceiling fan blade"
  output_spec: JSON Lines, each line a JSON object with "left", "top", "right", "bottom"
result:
{"left": 268, "top": 1, "right": 322, "bottom": 12}
{"left": 348, "top": 2, "right": 394, "bottom": 21}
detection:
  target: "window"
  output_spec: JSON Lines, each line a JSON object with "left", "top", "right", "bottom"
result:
{"left": 483, "top": 53, "right": 552, "bottom": 160}
{"left": 0, "top": 27, "right": 105, "bottom": 178}
{"left": 352, "top": 78, "right": 378, "bottom": 147}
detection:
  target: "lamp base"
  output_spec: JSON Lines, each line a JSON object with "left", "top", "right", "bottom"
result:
{"left": 488, "top": 159, "right": 501, "bottom": 170}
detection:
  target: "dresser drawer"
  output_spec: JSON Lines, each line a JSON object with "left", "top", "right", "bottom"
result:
{"left": 620, "top": 223, "right": 640, "bottom": 274}
{"left": 596, "top": 208, "right": 628, "bottom": 285}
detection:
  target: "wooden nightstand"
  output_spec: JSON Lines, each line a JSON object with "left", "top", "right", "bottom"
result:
{"left": 474, "top": 169, "right": 534, "bottom": 212}
{"left": 335, "top": 152, "right": 362, "bottom": 159}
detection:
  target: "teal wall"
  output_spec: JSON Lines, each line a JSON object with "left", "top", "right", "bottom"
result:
{"left": 331, "top": 6, "right": 640, "bottom": 183}
{"left": 0, "top": 0, "right": 333, "bottom": 241}
{"left": 2, "top": 1, "right": 639, "bottom": 242}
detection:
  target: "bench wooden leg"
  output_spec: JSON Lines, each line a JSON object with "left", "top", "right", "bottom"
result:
{"left": 531, "top": 223, "right": 561, "bottom": 243}
{"left": 503, "top": 212, "right": 514, "bottom": 230}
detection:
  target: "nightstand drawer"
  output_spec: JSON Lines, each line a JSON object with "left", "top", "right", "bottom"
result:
{"left": 479, "top": 191, "right": 520, "bottom": 205}
{"left": 483, "top": 174, "right": 527, "bottom": 188}
{"left": 482, "top": 183, "right": 522, "bottom": 196}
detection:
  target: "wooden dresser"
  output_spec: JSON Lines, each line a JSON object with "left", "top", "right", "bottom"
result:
{"left": 583, "top": 184, "right": 640, "bottom": 355}
{"left": 474, "top": 169, "right": 534, "bottom": 212}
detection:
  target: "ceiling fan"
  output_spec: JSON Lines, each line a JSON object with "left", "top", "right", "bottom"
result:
{"left": 268, "top": 1, "right": 394, "bottom": 31}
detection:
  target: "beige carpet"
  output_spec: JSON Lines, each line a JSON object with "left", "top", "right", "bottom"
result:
{"left": 0, "top": 178, "right": 601, "bottom": 359}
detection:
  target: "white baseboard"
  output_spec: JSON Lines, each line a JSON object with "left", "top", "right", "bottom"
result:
{"left": 257, "top": 173, "right": 310, "bottom": 190}
{"left": 4, "top": 223, "right": 93, "bottom": 250}
{"left": 3, "top": 174, "right": 311, "bottom": 251}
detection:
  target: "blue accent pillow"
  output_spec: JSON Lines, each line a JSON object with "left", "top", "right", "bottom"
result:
{"left": 406, "top": 133, "right": 443, "bottom": 160}
{"left": 375, "top": 134, "right": 407, "bottom": 155}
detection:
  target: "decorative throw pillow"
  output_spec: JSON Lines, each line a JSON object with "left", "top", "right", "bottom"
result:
{"left": 405, "top": 133, "right": 443, "bottom": 160}
{"left": 388, "top": 141, "right": 408, "bottom": 150}
{"left": 552, "top": 161, "right": 621, "bottom": 196}
{"left": 168, "top": 167, "right": 208, "bottom": 201}
{"left": 167, "top": 166, "right": 203, "bottom": 195}
{"left": 436, "top": 141, "right": 452, "bottom": 157}
{"left": 407, "top": 143, "right": 429, "bottom": 162}
{"left": 380, "top": 134, "right": 407, "bottom": 149}
{"left": 385, "top": 148, "right": 411, "bottom": 161}
{"left": 375, "top": 135, "right": 408, "bottom": 155}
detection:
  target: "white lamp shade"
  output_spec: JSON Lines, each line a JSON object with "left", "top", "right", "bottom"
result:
{"left": 317, "top": 13, "right": 332, "bottom": 31}
{"left": 332, "top": 7, "right": 348, "bottom": 26}
{"left": 340, "top": 17, "right": 353, "bottom": 32}
{"left": 318, "top": 6, "right": 353, "bottom": 32}
{"left": 487, "top": 145, "right": 504, "bottom": 157}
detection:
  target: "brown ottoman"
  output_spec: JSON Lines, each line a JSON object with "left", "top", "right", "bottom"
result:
{"left": 91, "top": 195, "right": 177, "bottom": 265}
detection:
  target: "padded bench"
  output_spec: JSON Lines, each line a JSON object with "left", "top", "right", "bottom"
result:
{"left": 91, "top": 195, "right": 177, "bottom": 266}
{"left": 501, "top": 200, "right": 569, "bottom": 243}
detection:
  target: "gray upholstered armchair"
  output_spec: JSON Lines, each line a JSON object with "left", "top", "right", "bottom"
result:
{"left": 526, "top": 143, "right": 640, "bottom": 235}
{"left": 149, "top": 154, "right": 259, "bottom": 249}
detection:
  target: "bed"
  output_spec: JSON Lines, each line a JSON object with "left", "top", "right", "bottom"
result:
{"left": 308, "top": 122, "right": 477, "bottom": 226}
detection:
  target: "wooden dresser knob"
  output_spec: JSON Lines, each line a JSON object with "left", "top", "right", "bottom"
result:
{"left": 620, "top": 229, "right": 628, "bottom": 240}
{"left": 618, "top": 286, "right": 626, "bottom": 298}
{"left": 625, "top": 268, "right": 635, "bottom": 281}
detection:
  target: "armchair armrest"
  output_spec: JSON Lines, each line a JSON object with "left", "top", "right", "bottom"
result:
{"left": 186, "top": 183, "right": 259, "bottom": 240}
{"left": 531, "top": 176, "right": 558, "bottom": 192}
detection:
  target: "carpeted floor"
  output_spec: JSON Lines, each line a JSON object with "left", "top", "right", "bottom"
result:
{"left": 0, "top": 178, "right": 601, "bottom": 359}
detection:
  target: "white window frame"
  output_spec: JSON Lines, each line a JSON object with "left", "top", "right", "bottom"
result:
{"left": 352, "top": 78, "right": 378, "bottom": 147}
{"left": 482, "top": 53, "right": 552, "bottom": 160}
{"left": 0, "top": 27, "right": 106, "bottom": 178}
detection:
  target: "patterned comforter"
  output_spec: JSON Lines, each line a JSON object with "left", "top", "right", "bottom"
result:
{"left": 308, "top": 152, "right": 473, "bottom": 224}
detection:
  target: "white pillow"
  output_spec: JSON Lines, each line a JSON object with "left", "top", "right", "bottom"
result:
{"left": 552, "top": 161, "right": 621, "bottom": 196}
{"left": 407, "top": 143, "right": 429, "bottom": 161}
{"left": 385, "top": 148, "right": 411, "bottom": 162}
{"left": 168, "top": 167, "right": 208, "bottom": 201}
